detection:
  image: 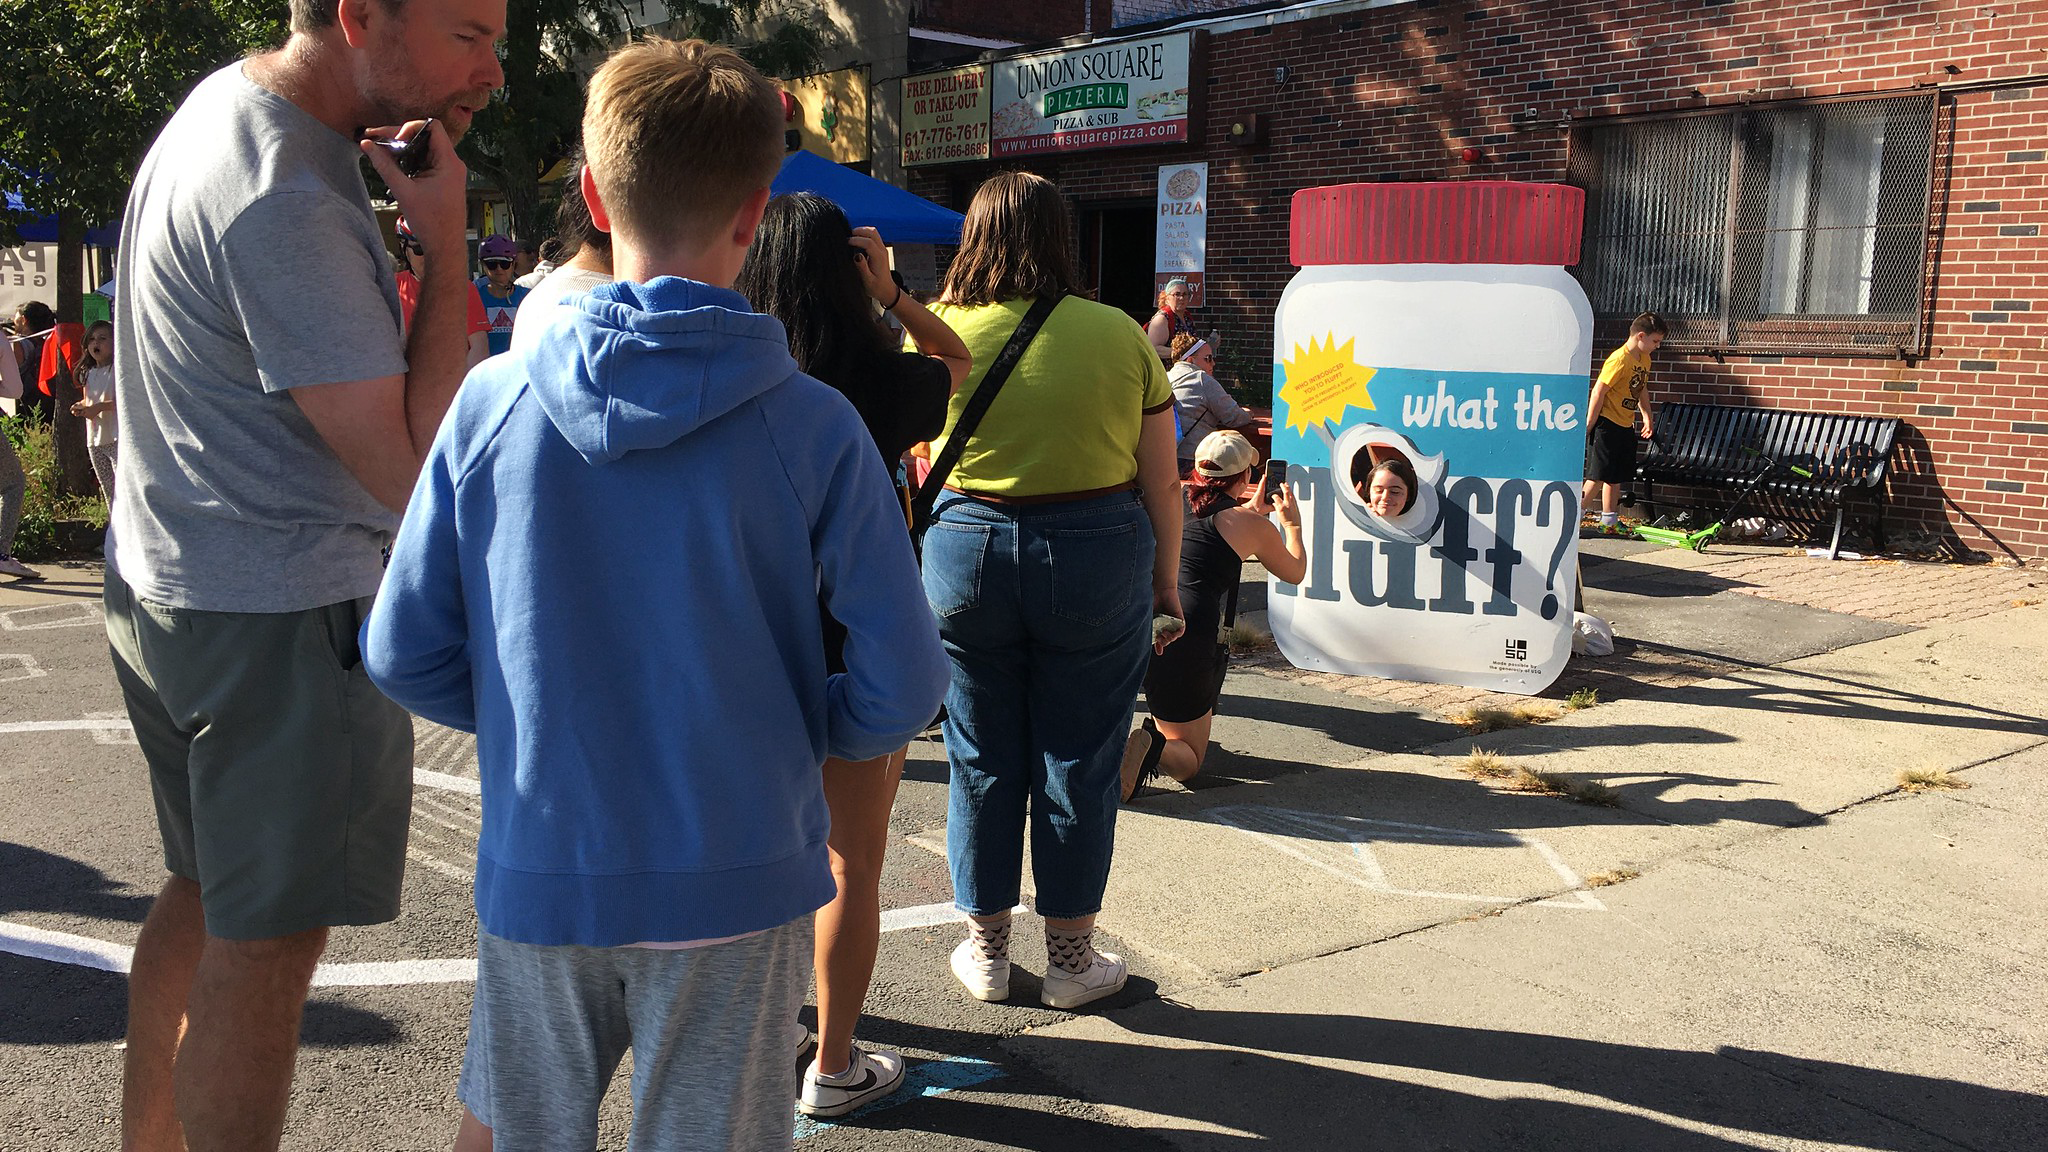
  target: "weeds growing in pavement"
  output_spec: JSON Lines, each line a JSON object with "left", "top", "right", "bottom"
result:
{"left": 1509, "top": 767, "right": 1621, "bottom": 807}
{"left": 1897, "top": 767, "right": 1970, "bottom": 792}
{"left": 1222, "top": 624, "right": 1273, "bottom": 655}
{"left": 1462, "top": 748, "right": 1512, "bottom": 778}
{"left": 1584, "top": 868, "right": 1641, "bottom": 888}
{"left": 1452, "top": 701, "right": 1561, "bottom": 732}
{"left": 1565, "top": 688, "right": 1600, "bottom": 711}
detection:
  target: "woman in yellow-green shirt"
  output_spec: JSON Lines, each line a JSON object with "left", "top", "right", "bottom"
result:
{"left": 925, "top": 172, "right": 1183, "bottom": 1012}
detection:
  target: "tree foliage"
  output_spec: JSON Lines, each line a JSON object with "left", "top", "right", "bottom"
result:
{"left": 465, "top": 0, "right": 829, "bottom": 242}
{"left": 0, "top": 0, "right": 283, "bottom": 246}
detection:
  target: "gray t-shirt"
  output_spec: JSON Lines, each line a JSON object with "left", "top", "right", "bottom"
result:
{"left": 109, "top": 63, "right": 407, "bottom": 613}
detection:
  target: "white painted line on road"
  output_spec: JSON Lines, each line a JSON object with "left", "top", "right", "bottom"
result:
{"left": 879, "top": 901, "right": 962, "bottom": 933}
{"left": 311, "top": 958, "right": 477, "bottom": 987}
{"left": 0, "top": 918, "right": 132, "bottom": 973}
{"left": 415, "top": 768, "right": 481, "bottom": 795}
{"left": 405, "top": 845, "right": 475, "bottom": 884}
{"left": 0, "top": 919, "right": 473, "bottom": 988}
{"left": 0, "top": 653, "right": 47, "bottom": 682}
{"left": 0, "top": 602, "right": 102, "bottom": 630}
{"left": 0, "top": 717, "right": 134, "bottom": 734}
{"left": 1206, "top": 805, "right": 1606, "bottom": 911}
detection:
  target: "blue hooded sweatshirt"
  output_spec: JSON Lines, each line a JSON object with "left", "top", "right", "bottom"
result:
{"left": 363, "top": 277, "right": 949, "bottom": 948}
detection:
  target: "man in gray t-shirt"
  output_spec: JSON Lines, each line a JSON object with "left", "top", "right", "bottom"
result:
{"left": 105, "top": 2, "right": 505, "bottom": 1147}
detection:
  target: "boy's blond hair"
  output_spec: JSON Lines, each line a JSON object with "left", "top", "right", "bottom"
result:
{"left": 582, "top": 37, "right": 785, "bottom": 255}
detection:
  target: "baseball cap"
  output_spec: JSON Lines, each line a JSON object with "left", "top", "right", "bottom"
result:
{"left": 478, "top": 234, "right": 518, "bottom": 261}
{"left": 1193, "top": 430, "right": 1259, "bottom": 478}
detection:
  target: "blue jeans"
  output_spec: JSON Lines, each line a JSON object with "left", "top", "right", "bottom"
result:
{"left": 923, "top": 490, "right": 1155, "bottom": 919}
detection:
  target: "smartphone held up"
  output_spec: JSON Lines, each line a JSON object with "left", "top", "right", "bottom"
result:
{"left": 368, "top": 121, "right": 436, "bottom": 178}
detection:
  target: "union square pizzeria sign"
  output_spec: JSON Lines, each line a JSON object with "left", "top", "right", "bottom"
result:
{"left": 989, "top": 31, "right": 1197, "bottom": 157}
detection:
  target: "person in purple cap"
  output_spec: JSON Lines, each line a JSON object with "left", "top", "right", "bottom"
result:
{"left": 474, "top": 234, "right": 530, "bottom": 357}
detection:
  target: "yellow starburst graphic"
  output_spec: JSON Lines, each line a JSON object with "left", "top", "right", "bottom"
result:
{"left": 1280, "top": 334, "right": 1376, "bottom": 433}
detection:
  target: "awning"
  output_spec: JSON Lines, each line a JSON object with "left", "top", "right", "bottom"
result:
{"left": 5, "top": 188, "right": 120, "bottom": 247}
{"left": 770, "top": 150, "right": 963, "bottom": 245}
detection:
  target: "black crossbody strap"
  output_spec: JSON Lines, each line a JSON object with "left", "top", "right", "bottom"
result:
{"left": 1223, "top": 573, "right": 1241, "bottom": 630}
{"left": 912, "top": 294, "right": 1062, "bottom": 530}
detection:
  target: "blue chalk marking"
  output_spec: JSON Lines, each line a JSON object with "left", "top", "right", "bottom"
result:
{"left": 794, "top": 1055, "right": 1004, "bottom": 1138}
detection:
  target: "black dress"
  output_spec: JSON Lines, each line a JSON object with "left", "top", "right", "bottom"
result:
{"left": 1142, "top": 510, "right": 1245, "bottom": 724}
{"left": 820, "top": 350, "right": 952, "bottom": 675}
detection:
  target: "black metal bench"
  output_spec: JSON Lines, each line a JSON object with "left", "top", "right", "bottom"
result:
{"left": 1631, "top": 403, "right": 1901, "bottom": 559}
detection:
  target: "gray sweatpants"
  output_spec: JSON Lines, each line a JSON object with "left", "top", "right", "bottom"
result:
{"left": 460, "top": 918, "right": 811, "bottom": 1151}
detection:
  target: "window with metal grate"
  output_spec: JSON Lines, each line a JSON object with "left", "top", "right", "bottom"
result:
{"left": 1566, "top": 92, "right": 1943, "bottom": 359}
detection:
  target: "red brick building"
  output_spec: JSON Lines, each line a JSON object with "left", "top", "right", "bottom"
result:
{"left": 905, "top": 0, "right": 2048, "bottom": 562}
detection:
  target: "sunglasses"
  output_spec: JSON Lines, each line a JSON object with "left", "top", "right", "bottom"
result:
{"left": 482, "top": 258, "right": 514, "bottom": 270}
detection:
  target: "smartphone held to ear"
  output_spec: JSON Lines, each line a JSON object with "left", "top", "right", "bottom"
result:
{"left": 369, "top": 121, "right": 435, "bottom": 178}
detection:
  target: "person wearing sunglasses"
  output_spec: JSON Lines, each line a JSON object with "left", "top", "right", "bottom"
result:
{"left": 473, "top": 234, "right": 531, "bottom": 358}
{"left": 395, "top": 217, "right": 491, "bottom": 370}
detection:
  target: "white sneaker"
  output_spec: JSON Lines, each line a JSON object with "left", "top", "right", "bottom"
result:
{"left": 790, "top": 1019, "right": 814, "bottom": 1059}
{"left": 0, "top": 555, "right": 40, "bottom": 581}
{"left": 798, "top": 1044, "right": 906, "bottom": 1118}
{"left": 949, "top": 938, "right": 1010, "bottom": 1002}
{"left": 1040, "top": 950, "right": 1127, "bottom": 1010}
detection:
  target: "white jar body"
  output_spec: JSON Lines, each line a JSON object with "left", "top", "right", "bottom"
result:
{"left": 1267, "top": 263, "right": 1594, "bottom": 694}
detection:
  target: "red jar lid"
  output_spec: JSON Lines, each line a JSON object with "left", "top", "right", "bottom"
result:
{"left": 1290, "top": 181, "right": 1584, "bottom": 267}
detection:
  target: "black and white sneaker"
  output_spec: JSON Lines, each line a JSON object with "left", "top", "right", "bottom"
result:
{"left": 798, "top": 1045, "right": 907, "bottom": 1118}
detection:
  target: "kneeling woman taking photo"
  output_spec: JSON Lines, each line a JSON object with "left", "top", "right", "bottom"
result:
{"left": 1123, "top": 430, "right": 1305, "bottom": 799}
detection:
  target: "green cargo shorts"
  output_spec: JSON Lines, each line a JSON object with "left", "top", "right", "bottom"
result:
{"left": 104, "top": 568, "right": 414, "bottom": 940}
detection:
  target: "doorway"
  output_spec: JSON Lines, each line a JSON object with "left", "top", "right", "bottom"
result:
{"left": 1077, "top": 201, "right": 1156, "bottom": 325}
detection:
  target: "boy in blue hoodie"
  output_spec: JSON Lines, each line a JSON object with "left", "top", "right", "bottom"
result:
{"left": 362, "top": 38, "right": 948, "bottom": 1151}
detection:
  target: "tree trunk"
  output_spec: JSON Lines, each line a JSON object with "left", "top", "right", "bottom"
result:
{"left": 52, "top": 211, "right": 95, "bottom": 498}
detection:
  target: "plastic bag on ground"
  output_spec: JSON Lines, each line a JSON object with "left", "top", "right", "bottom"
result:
{"left": 1572, "top": 612, "right": 1615, "bottom": 657}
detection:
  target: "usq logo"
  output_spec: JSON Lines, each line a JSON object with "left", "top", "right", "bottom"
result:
{"left": 1504, "top": 639, "right": 1528, "bottom": 662}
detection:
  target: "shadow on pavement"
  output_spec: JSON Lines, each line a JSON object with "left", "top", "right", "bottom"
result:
{"left": 0, "top": 954, "right": 403, "bottom": 1048}
{"left": 0, "top": 842, "right": 154, "bottom": 923}
{"left": 986, "top": 1006, "right": 2048, "bottom": 1151}
{"left": 1634, "top": 650, "right": 2048, "bottom": 739}
{"left": 1582, "top": 554, "right": 1757, "bottom": 598}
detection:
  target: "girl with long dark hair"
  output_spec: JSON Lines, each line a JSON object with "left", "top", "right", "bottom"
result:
{"left": 735, "top": 191, "right": 970, "bottom": 1119}
{"left": 1123, "top": 430, "right": 1305, "bottom": 798}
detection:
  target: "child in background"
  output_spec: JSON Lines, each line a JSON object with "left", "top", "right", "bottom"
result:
{"left": 362, "top": 38, "right": 947, "bottom": 1151}
{"left": 71, "top": 320, "right": 118, "bottom": 501}
{"left": 1583, "top": 311, "right": 1666, "bottom": 533}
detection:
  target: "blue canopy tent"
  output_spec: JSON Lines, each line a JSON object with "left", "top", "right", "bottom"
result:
{"left": 4, "top": 188, "right": 121, "bottom": 247}
{"left": 770, "top": 150, "right": 963, "bottom": 244}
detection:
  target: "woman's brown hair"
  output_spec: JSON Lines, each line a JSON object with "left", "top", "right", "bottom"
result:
{"left": 939, "top": 172, "right": 1086, "bottom": 306}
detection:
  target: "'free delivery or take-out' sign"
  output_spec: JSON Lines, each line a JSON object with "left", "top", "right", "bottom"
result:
{"left": 991, "top": 32, "right": 1194, "bottom": 157}
{"left": 902, "top": 65, "right": 991, "bottom": 167}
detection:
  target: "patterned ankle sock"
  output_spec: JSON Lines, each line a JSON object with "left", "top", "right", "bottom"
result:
{"left": 1599, "top": 512, "right": 1618, "bottom": 526}
{"left": 968, "top": 912, "right": 1012, "bottom": 962}
{"left": 1045, "top": 926, "right": 1098, "bottom": 975}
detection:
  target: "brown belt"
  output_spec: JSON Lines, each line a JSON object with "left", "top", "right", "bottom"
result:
{"left": 943, "top": 482, "right": 1135, "bottom": 506}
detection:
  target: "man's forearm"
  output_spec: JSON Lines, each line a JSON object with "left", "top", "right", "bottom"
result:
{"left": 404, "top": 254, "right": 472, "bottom": 458}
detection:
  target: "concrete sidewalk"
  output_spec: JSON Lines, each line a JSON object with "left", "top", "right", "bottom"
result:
{"left": 986, "top": 593, "right": 2048, "bottom": 1149}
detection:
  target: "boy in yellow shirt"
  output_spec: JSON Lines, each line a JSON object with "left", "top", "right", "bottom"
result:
{"left": 1583, "top": 311, "right": 1666, "bottom": 532}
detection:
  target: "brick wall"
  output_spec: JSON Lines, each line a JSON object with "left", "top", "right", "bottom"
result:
{"left": 907, "top": 0, "right": 2048, "bottom": 561}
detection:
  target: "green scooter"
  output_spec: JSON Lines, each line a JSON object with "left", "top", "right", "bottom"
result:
{"left": 1631, "top": 449, "right": 1814, "bottom": 553}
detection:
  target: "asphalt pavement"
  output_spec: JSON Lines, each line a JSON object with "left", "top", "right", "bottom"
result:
{"left": 3, "top": 546, "right": 2044, "bottom": 1151}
